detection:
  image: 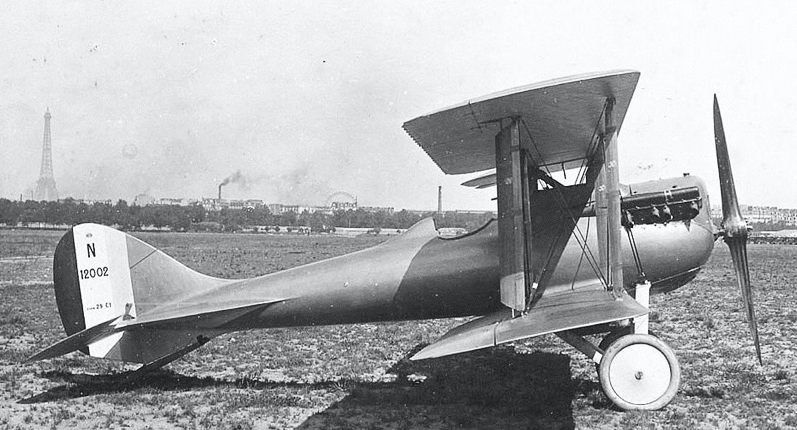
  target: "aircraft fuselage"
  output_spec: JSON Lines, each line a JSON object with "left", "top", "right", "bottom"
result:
{"left": 206, "top": 174, "right": 715, "bottom": 331}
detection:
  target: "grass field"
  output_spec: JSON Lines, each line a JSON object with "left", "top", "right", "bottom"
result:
{"left": 1, "top": 228, "right": 796, "bottom": 429}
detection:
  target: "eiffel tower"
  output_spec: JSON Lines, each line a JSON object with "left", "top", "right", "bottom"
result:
{"left": 33, "top": 108, "right": 59, "bottom": 201}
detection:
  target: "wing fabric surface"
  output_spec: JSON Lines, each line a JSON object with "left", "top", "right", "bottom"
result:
{"left": 403, "top": 70, "right": 640, "bottom": 175}
{"left": 412, "top": 288, "right": 648, "bottom": 360}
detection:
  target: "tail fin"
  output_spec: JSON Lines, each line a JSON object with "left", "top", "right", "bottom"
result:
{"left": 53, "top": 224, "right": 137, "bottom": 357}
{"left": 46, "top": 223, "right": 233, "bottom": 363}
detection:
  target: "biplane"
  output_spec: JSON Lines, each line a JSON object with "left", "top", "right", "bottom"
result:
{"left": 29, "top": 70, "right": 759, "bottom": 411}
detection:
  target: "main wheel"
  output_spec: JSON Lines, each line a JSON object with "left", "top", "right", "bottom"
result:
{"left": 598, "top": 327, "right": 632, "bottom": 352}
{"left": 598, "top": 334, "right": 680, "bottom": 410}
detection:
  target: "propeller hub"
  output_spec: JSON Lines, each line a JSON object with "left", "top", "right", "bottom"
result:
{"left": 721, "top": 218, "right": 749, "bottom": 241}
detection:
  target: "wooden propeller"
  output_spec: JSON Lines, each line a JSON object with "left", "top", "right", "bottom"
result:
{"left": 714, "top": 95, "right": 762, "bottom": 364}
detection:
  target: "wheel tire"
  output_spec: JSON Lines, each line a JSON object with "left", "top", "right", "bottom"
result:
{"left": 598, "top": 327, "right": 632, "bottom": 352}
{"left": 595, "top": 327, "right": 633, "bottom": 373}
{"left": 598, "top": 334, "right": 680, "bottom": 411}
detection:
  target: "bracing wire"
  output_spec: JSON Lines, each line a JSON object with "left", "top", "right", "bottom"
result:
{"left": 576, "top": 101, "right": 610, "bottom": 185}
{"left": 570, "top": 215, "right": 591, "bottom": 290}
{"left": 519, "top": 118, "right": 608, "bottom": 289}
{"left": 625, "top": 226, "right": 646, "bottom": 279}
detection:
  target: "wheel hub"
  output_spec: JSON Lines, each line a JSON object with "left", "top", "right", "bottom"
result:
{"left": 609, "top": 343, "right": 672, "bottom": 405}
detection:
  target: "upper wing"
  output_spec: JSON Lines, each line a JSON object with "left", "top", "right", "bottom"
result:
{"left": 403, "top": 70, "right": 640, "bottom": 175}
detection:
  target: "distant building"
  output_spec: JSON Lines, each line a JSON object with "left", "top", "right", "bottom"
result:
{"left": 156, "top": 197, "right": 190, "bottom": 206}
{"left": 268, "top": 204, "right": 302, "bottom": 215}
{"left": 359, "top": 206, "right": 394, "bottom": 214}
{"left": 268, "top": 203, "right": 396, "bottom": 215}
{"left": 331, "top": 201, "right": 357, "bottom": 211}
{"left": 404, "top": 209, "right": 496, "bottom": 216}
{"left": 133, "top": 194, "right": 154, "bottom": 206}
{"left": 199, "top": 198, "right": 219, "bottom": 211}
{"left": 244, "top": 199, "right": 265, "bottom": 209}
{"left": 267, "top": 203, "right": 286, "bottom": 215}
{"left": 133, "top": 195, "right": 191, "bottom": 207}
{"left": 63, "top": 198, "right": 113, "bottom": 205}
{"left": 128, "top": 195, "right": 400, "bottom": 216}
{"left": 712, "top": 204, "right": 797, "bottom": 226}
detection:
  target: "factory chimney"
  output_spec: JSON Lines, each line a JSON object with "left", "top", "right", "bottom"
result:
{"left": 437, "top": 186, "right": 442, "bottom": 216}
{"left": 218, "top": 184, "right": 223, "bottom": 200}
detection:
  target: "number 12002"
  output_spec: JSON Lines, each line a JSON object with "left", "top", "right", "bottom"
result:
{"left": 80, "top": 266, "right": 109, "bottom": 280}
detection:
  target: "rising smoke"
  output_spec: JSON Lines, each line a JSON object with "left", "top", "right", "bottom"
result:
{"left": 220, "top": 170, "right": 247, "bottom": 188}
{"left": 218, "top": 170, "right": 248, "bottom": 200}
{"left": 216, "top": 168, "right": 336, "bottom": 205}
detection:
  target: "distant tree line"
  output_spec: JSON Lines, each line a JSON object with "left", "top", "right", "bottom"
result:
{"left": 0, "top": 198, "right": 495, "bottom": 233}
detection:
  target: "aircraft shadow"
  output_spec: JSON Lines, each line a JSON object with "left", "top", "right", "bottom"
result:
{"left": 297, "top": 345, "right": 602, "bottom": 430}
{"left": 19, "top": 367, "right": 348, "bottom": 404}
{"left": 21, "top": 345, "right": 607, "bottom": 429}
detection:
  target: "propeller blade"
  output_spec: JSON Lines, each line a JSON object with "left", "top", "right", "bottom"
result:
{"left": 714, "top": 95, "right": 762, "bottom": 364}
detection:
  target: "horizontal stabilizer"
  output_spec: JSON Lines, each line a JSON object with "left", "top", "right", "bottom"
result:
{"left": 27, "top": 315, "right": 122, "bottom": 362}
{"left": 119, "top": 298, "right": 286, "bottom": 330}
{"left": 411, "top": 289, "right": 647, "bottom": 360}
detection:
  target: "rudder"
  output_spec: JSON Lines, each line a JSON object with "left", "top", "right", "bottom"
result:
{"left": 54, "top": 224, "right": 136, "bottom": 357}
{"left": 52, "top": 223, "right": 233, "bottom": 362}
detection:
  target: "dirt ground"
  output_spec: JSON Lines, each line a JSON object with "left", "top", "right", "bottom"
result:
{"left": 1, "top": 229, "right": 796, "bottom": 429}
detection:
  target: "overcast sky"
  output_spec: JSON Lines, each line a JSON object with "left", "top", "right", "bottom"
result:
{"left": 1, "top": 1, "right": 795, "bottom": 211}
